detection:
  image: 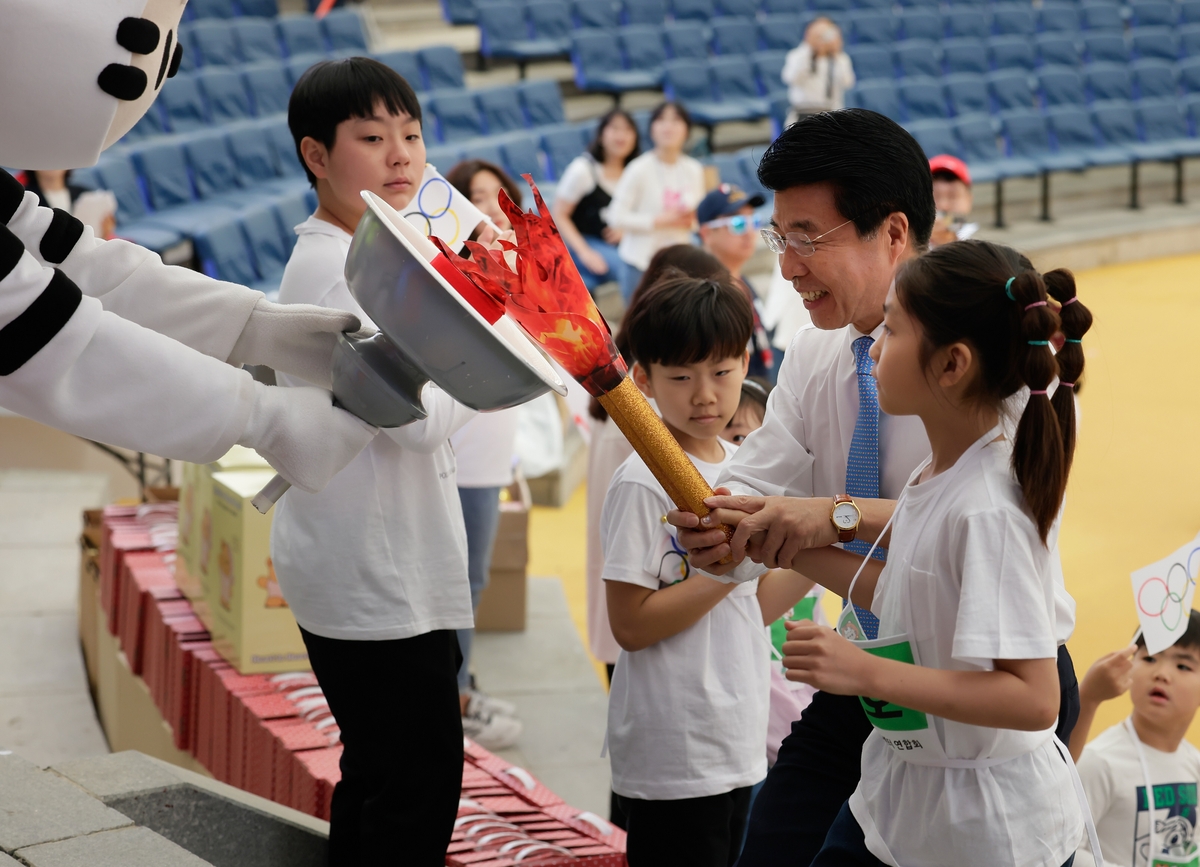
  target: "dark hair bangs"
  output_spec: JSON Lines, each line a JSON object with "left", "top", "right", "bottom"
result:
{"left": 625, "top": 276, "right": 753, "bottom": 369}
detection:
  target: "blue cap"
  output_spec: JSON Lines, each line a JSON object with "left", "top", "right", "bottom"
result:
{"left": 697, "top": 184, "right": 766, "bottom": 226}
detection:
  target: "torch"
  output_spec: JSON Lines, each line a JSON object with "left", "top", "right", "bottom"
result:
{"left": 431, "top": 178, "right": 732, "bottom": 549}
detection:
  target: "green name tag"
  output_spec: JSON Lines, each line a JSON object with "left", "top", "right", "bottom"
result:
{"left": 857, "top": 640, "right": 930, "bottom": 732}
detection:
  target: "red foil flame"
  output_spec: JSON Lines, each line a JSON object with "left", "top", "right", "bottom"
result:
{"left": 430, "top": 176, "right": 628, "bottom": 396}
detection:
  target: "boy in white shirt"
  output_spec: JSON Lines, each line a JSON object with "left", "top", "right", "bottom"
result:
{"left": 271, "top": 58, "right": 492, "bottom": 866}
{"left": 602, "top": 275, "right": 812, "bottom": 867}
{"left": 1073, "top": 612, "right": 1200, "bottom": 867}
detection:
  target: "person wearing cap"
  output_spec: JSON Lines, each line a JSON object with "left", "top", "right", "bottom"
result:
{"left": 698, "top": 184, "right": 775, "bottom": 380}
{"left": 929, "top": 154, "right": 978, "bottom": 247}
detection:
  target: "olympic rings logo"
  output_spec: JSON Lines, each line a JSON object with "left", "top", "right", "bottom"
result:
{"left": 402, "top": 175, "right": 462, "bottom": 245}
{"left": 1137, "top": 546, "right": 1200, "bottom": 633}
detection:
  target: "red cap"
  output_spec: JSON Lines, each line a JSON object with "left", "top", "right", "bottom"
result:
{"left": 929, "top": 154, "right": 971, "bottom": 186}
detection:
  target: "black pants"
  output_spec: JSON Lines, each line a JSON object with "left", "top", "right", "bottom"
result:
{"left": 619, "top": 786, "right": 754, "bottom": 867}
{"left": 300, "top": 627, "right": 464, "bottom": 867}
{"left": 736, "top": 644, "right": 1081, "bottom": 867}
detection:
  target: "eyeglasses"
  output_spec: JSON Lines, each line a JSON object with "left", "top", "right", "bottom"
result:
{"left": 759, "top": 218, "right": 855, "bottom": 258}
{"left": 705, "top": 214, "right": 762, "bottom": 235}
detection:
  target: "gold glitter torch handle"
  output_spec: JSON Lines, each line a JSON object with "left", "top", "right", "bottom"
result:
{"left": 597, "top": 376, "right": 733, "bottom": 561}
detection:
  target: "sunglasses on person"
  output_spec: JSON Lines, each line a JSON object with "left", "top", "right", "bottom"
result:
{"left": 704, "top": 213, "right": 763, "bottom": 235}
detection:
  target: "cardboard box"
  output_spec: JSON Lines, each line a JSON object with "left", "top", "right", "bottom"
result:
{"left": 207, "top": 470, "right": 309, "bottom": 674}
{"left": 475, "top": 479, "right": 530, "bottom": 632}
{"left": 79, "top": 532, "right": 101, "bottom": 692}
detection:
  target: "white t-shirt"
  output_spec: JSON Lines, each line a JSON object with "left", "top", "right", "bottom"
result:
{"left": 555, "top": 154, "right": 621, "bottom": 206}
{"left": 607, "top": 150, "right": 706, "bottom": 271}
{"left": 1076, "top": 721, "right": 1200, "bottom": 867}
{"left": 781, "top": 43, "right": 856, "bottom": 112}
{"left": 451, "top": 410, "right": 519, "bottom": 489}
{"left": 602, "top": 439, "right": 770, "bottom": 800}
{"left": 586, "top": 416, "right": 635, "bottom": 664}
{"left": 847, "top": 430, "right": 1082, "bottom": 867}
{"left": 271, "top": 216, "right": 476, "bottom": 641}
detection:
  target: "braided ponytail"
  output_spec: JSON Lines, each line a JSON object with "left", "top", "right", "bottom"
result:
{"left": 1043, "top": 269, "right": 1093, "bottom": 472}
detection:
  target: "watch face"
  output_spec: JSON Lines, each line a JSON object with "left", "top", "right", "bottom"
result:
{"left": 832, "top": 503, "right": 859, "bottom": 529}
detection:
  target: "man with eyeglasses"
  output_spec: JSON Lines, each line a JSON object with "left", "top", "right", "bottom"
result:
{"left": 697, "top": 184, "right": 774, "bottom": 380}
{"left": 670, "top": 109, "right": 938, "bottom": 867}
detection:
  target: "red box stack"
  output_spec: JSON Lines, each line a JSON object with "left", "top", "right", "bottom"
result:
{"left": 117, "top": 551, "right": 176, "bottom": 674}
{"left": 293, "top": 745, "right": 343, "bottom": 820}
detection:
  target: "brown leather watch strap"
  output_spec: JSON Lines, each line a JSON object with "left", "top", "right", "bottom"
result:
{"left": 832, "top": 494, "right": 858, "bottom": 543}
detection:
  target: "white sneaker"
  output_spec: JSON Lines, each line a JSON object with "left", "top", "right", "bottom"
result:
{"left": 462, "top": 705, "right": 523, "bottom": 751}
{"left": 466, "top": 688, "right": 518, "bottom": 719}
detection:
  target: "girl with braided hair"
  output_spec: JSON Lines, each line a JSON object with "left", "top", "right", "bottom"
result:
{"left": 774, "top": 239, "right": 1097, "bottom": 866}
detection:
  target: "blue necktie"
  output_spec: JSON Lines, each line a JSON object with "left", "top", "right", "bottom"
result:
{"left": 843, "top": 335, "right": 885, "bottom": 640}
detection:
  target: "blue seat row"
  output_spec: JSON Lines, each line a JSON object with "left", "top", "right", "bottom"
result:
{"left": 848, "top": 58, "right": 1200, "bottom": 120}
{"left": 183, "top": 0, "right": 279, "bottom": 21}
{"left": 418, "top": 81, "right": 569, "bottom": 143}
{"left": 193, "top": 193, "right": 317, "bottom": 296}
{"left": 177, "top": 9, "right": 367, "bottom": 71}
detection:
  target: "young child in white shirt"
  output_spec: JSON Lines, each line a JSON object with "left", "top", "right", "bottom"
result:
{"left": 776, "top": 240, "right": 1095, "bottom": 867}
{"left": 270, "top": 57, "right": 494, "bottom": 866}
{"left": 1071, "top": 613, "right": 1200, "bottom": 867}
{"left": 602, "top": 275, "right": 814, "bottom": 867}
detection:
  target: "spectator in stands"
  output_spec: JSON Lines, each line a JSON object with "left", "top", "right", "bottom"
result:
{"left": 697, "top": 184, "right": 775, "bottom": 381}
{"left": 929, "top": 154, "right": 978, "bottom": 247}
{"left": 446, "top": 158, "right": 523, "bottom": 232}
{"left": 781, "top": 18, "right": 855, "bottom": 127}
{"left": 551, "top": 108, "right": 641, "bottom": 296}
{"left": 607, "top": 101, "right": 706, "bottom": 303}
{"left": 21, "top": 168, "right": 116, "bottom": 239}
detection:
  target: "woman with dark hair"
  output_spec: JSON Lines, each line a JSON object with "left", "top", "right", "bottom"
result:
{"left": 445, "top": 158, "right": 523, "bottom": 233}
{"left": 606, "top": 101, "right": 706, "bottom": 303}
{"left": 550, "top": 109, "right": 640, "bottom": 294}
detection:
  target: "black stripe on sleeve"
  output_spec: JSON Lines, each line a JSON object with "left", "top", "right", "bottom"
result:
{"left": 1, "top": 169, "right": 24, "bottom": 225}
{"left": 40, "top": 209, "right": 85, "bottom": 265}
{"left": 0, "top": 224, "right": 24, "bottom": 283}
{"left": 0, "top": 268, "right": 84, "bottom": 376}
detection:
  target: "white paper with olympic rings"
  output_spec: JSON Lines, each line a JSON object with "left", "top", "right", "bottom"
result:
{"left": 400, "top": 164, "right": 494, "bottom": 248}
{"left": 1131, "top": 533, "right": 1200, "bottom": 655}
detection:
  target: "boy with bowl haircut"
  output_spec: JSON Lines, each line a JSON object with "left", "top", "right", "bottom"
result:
{"left": 602, "top": 275, "right": 812, "bottom": 867}
{"left": 271, "top": 57, "right": 485, "bottom": 865}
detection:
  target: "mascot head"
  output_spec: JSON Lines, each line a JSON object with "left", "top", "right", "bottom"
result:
{"left": 0, "top": 0, "right": 188, "bottom": 170}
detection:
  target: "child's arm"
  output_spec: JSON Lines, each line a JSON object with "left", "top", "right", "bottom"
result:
{"left": 606, "top": 576, "right": 736, "bottom": 652}
{"left": 782, "top": 624, "right": 1062, "bottom": 731}
{"left": 784, "top": 546, "right": 884, "bottom": 610}
{"left": 757, "top": 570, "right": 816, "bottom": 625}
{"left": 1068, "top": 643, "right": 1137, "bottom": 761}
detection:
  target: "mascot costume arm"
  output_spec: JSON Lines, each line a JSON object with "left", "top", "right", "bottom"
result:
{"left": 0, "top": 0, "right": 375, "bottom": 492}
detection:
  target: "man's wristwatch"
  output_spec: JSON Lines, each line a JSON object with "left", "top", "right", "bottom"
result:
{"left": 830, "top": 494, "right": 862, "bottom": 543}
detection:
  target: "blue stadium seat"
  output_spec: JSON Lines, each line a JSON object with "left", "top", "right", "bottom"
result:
{"left": 1181, "top": 56, "right": 1200, "bottom": 93}
{"left": 1186, "top": 94, "right": 1200, "bottom": 130}
{"left": 946, "top": 9, "right": 989, "bottom": 40}
{"left": 623, "top": 0, "right": 669, "bottom": 24}
{"left": 673, "top": 0, "right": 716, "bottom": 20}
{"left": 943, "top": 38, "right": 990, "bottom": 75}
{"left": 621, "top": 26, "right": 670, "bottom": 86}
{"left": 953, "top": 114, "right": 1005, "bottom": 181}
{"left": 189, "top": 0, "right": 237, "bottom": 19}
{"left": 1080, "top": 4, "right": 1124, "bottom": 31}
{"left": 1182, "top": 24, "right": 1200, "bottom": 57}
{"left": 1135, "top": 99, "right": 1200, "bottom": 157}
{"left": 662, "top": 60, "right": 728, "bottom": 125}
{"left": 233, "top": 19, "right": 284, "bottom": 62}
{"left": 476, "top": 86, "right": 527, "bottom": 134}
{"left": 183, "top": 131, "right": 244, "bottom": 202}
{"left": 572, "top": 0, "right": 622, "bottom": 29}
{"left": 131, "top": 141, "right": 240, "bottom": 233}
{"left": 1083, "top": 33, "right": 1130, "bottom": 64}
{"left": 754, "top": 50, "right": 788, "bottom": 96}
{"left": 1131, "top": 27, "right": 1178, "bottom": 62}
{"left": 992, "top": 4, "right": 1036, "bottom": 37}
{"left": 240, "top": 205, "right": 290, "bottom": 292}
{"left": 898, "top": 77, "right": 949, "bottom": 120}
{"left": 990, "top": 36, "right": 1037, "bottom": 71}
{"left": 759, "top": 15, "right": 805, "bottom": 51}
{"left": 519, "top": 79, "right": 565, "bottom": 126}
{"left": 944, "top": 72, "right": 989, "bottom": 115}
{"left": 1044, "top": 105, "right": 1102, "bottom": 159}
{"left": 1036, "top": 33, "right": 1081, "bottom": 67}
{"left": 122, "top": 109, "right": 165, "bottom": 142}
{"left": 900, "top": 8, "right": 943, "bottom": 41}
{"left": 904, "top": 119, "right": 962, "bottom": 159}
{"left": 573, "top": 30, "right": 636, "bottom": 91}
{"left": 1131, "top": 59, "right": 1178, "bottom": 99}
{"left": 175, "top": 28, "right": 198, "bottom": 74}
{"left": 707, "top": 153, "right": 747, "bottom": 192}
{"left": 272, "top": 192, "right": 310, "bottom": 255}
{"left": 277, "top": 15, "right": 326, "bottom": 57}
{"left": 195, "top": 218, "right": 259, "bottom": 286}
{"left": 664, "top": 21, "right": 710, "bottom": 59}
{"left": 241, "top": 62, "right": 292, "bottom": 115}
{"left": 227, "top": 123, "right": 280, "bottom": 184}
{"left": 92, "top": 154, "right": 186, "bottom": 252}
{"left": 158, "top": 75, "right": 210, "bottom": 133}
{"left": 989, "top": 69, "right": 1036, "bottom": 111}
{"left": 847, "top": 44, "right": 896, "bottom": 80}
{"left": 419, "top": 46, "right": 466, "bottom": 90}
{"left": 847, "top": 80, "right": 902, "bottom": 119}
{"left": 762, "top": 0, "right": 803, "bottom": 11}
{"left": 441, "top": 0, "right": 478, "bottom": 24}
{"left": 265, "top": 119, "right": 308, "bottom": 177}
{"left": 713, "top": 19, "right": 760, "bottom": 54}
{"left": 1183, "top": 1, "right": 1200, "bottom": 24}
{"left": 285, "top": 53, "right": 327, "bottom": 85}
{"left": 478, "top": 3, "right": 531, "bottom": 63}
{"left": 710, "top": 55, "right": 771, "bottom": 110}
{"left": 429, "top": 92, "right": 486, "bottom": 142}
{"left": 527, "top": 1, "right": 575, "bottom": 54}
{"left": 1039, "top": 4, "right": 1081, "bottom": 33}
{"left": 852, "top": 15, "right": 900, "bottom": 45}
{"left": 1129, "top": 0, "right": 1176, "bottom": 27}
{"left": 424, "top": 144, "right": 462, "bottom": 172}
{"left": 500, "top": 133, "right": 548, "bottom": 181}
{"left": 999, "top": 109, "right": 1088, "bottom": 191}
{"left": 896, "top": 40, "right": 941, "bottom": 77}
{"left": 1085, "top": 62, "right": 1134, "bottom": 101}
{"left": 240, "top": 0, "right": 280, "bottom": 15}
{"left": 190, "top": 20, "right": 241, "bottom": 66}
{"left": 1090, "top": 101, "right": 1143, "bottom": 163}
{"left": 321, "top": 9, "right": 369, "bottom": 52}
{"left": 374, "top": 50, "right": 423, "bottom": 89}
{"left": 459, "top": 140, "right": 505, "bottom": 166}
{"left": 540, "top": 124, "right": 589, "bottom": 178}
{"left": 898, "top": 0, "right": 942, "bottom": 9}
{"left": 715, "top": 0, "right": 760, "bottom": 16}
{"left": 1039, "top": 65, "right": 1087, "bottom": 106}
{"left": 197, "top": 68, "right": 253, "bottom": 123}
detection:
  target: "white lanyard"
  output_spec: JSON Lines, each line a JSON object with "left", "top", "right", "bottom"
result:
{"left": 1128, "top": 718, "right": 1161, "bottom": 866}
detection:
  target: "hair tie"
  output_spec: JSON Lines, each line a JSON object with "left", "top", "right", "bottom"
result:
{"left": 1065, "top": 338, "right": 1082, "bottom": 344}
{"left": 1059, "top": 382, "right": 1075, "bottom": 388}
{"left": 1004, "top": 277, "right": 1017, "bottom": 301}
{"left": 1024, "top": 300, "right": 1047, "bottom": 311}
{"left": 1061, "top": 297, "right": 1078, "bottom": 306}
{"left": 1027, "top": 340, "right": 1050, "bottom": 346}
{"left": 1029, "top": 389, "right": 1049, "bottom": 396}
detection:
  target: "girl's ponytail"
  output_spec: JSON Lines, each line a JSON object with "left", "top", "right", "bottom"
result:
{"left": 1007, "top": 270, "right": 1065, "bottom": 542}
{"left": 1043, "top": 269, "right": 1093, "bottom": 472}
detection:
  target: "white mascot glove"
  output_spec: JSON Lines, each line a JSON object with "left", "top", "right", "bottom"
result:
{"left": 227, "top": 297, "right": 374, "bottom": 389}
{"left": 237, "top": 381, "right": 377, "bottom": 494}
